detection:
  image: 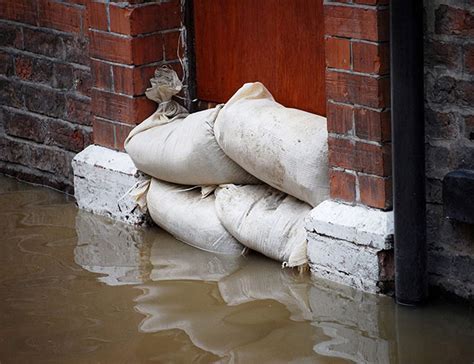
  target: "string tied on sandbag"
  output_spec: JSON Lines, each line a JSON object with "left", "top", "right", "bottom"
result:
{"left": 118, "top": 173, "right": 152, "bottom": 213}
{"left": 124, "top": 67, "right": 189, "bottom": 147}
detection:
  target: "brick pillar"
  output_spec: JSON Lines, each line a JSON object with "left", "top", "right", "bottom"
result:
{"left": 324, "top": 1, "right": 392, "bottom": 210}
{"left": 87, "top": 0, "right": 183, "bottom": 151}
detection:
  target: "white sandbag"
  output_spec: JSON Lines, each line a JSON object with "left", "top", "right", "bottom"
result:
{"left": 124, "top": 67, "right": 258, "bottom": 186}
{"left": 215, "top": 184, "right": 311, "bottom": 267}
{"left": 214, "top": 82, "right": 329, "bottom": 206}
{"left": 146, "top": 178, "right": 245, "bottom": 255}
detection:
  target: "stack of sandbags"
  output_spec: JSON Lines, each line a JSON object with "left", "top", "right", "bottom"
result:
{"left": 125, "top": 67, "right": 329, "bottom": 266}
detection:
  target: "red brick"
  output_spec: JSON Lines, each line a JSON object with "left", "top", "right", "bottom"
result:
{"left": 354, "top": 108, "right": 391, "bottom": 142}
{"left": 89, "top": 31, "right": 163, "bottom": 65}
{"left": 109, "top": 1, "right": 181, "bottom": 35}
{"left": 93, "top": 117, "right": 115, "bottom": 149}
{"left": 87, "top": 1, "right": 108, "bottom": 31}
{"left": 325, "top": 37, "right": 351, "bottom": 70}
{"left": 327, "top": 102, "right": 353, "bottom": 135}
{"left": 324, "top": 5, "right": 389, "bottom": 42}
{"left": 4, "top": 108, "right": 45, "bottom": 143}
{"left": 163, "top": 31, "right": 183, "bottom": 61}
{"left": 38, "top": 0, "right": 83, "bottom": 34}
{"left": 45, "top": 118, "right": 88, "bottom": 152}
{"left": 0, "top": 23, "right": 23, "bottom": 49}
{"left": 112, "top": 64, "right": 155, "bottom": 96}
{"left": 89, "top": 31, "right": 133, "bottom": 64}
{"left": 115, "top": 123, "right": 134, "bottom": 151}
{"left": 326, "top": 70, "right": 390, "bottom": 108}
{"left": 330, "top": 169, "right": 356, "bottom": 202}
{"left": 352, "top": 42, "right": 389, "bottom": 74}
{"left": 91, "top": 89, "right": 155, "bottom": 124}
{"left": 359, "top": 174, "right": 392, "bottom": 209}
{"left": 0, "top": 0, "right": 38, "bottom": 25}
{"left": 464, "top": 44, "right": 474, "bottom": 74}
{"left": 435, "top": 5, "right": 474, "bottom": 37}
{"left": 328, "top": 137, "right": 391, "bottom": 176}
{"left": 91, "top": 59, "right": 113, "bottom": 90}
{"left": 131, "top": 34, "right": 164, "bottom": 65}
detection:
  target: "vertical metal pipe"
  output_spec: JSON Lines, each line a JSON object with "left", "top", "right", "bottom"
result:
{"left": 390, "top": 0, "right": 427, "bottom": 305}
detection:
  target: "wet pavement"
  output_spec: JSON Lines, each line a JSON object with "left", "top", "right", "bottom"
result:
{"left": 0, "top": 175, "right": 473, "bottom": 363}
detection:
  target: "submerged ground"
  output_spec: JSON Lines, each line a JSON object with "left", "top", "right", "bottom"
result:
{"left": 0, "top": 176, "right": 472, "bottom": 363}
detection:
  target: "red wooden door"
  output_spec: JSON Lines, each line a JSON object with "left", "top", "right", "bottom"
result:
{"left": 194, "top": 0, "right": 326, "bottom": 115}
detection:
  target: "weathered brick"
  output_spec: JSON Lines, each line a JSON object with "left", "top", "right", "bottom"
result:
{"left": 0, "top": 79, "right": 24, "bottom": 109}
{"left": 52, "top": 62, "right": 74, "bottom": 89}
{"left": 89, "top": 31, "right": 133, "bottom": 64}
{"left": 15, "top": 55, "right": 54, "bottom": 85}
{"left": 328, "top": 137, "right": 391, "bottom": 176}
{"left": 424, "top": 39, "right": 461, "bottom": 70}
{"left": 0, "top": 0, "right": 38, "bottom": 25}
{"left": 87, "top": 1, "right": 108, "bottom": 31}
{"left": 425, "top": 109, "right": 459, "bottom": 141}
{"left": 465, "top": 115, "right": 474, "bottom": 141}
{"left": 0, "top": 22, "right": 23, "bottom": 48}
{"left": 72, "top": 67, "right": 92, "bottom": 97}
{"left": 92, "top": 89, "right": 155, "bottom": 124}
{"left": 64, "top": 35, "right": 89, "bottom": 65}
{"left": 23, "top": 28, "right": 65, "bottom": 59}
{"left": 92, "top": 116, "right": 115, "bottom": 149}
{"left": 326, "top": 70, "right": 390, "bottom": 108}
{"left": 352, "top": 42, "right": 389, "bottom": 74}
{"left": 324, "top": 5, "right": 389, "bottom": 41}
{"left": 3, "top": 108, "right": 46, "bottom": 143}
{"left": 65, "top": 94, "right": 91, "bottom": 126}
{"left": 0, "top": 51, "right": 15, "bottom": 77}
{"left": 112, "top": 64, "right": 155, "bottom": 95}
{"left": 327, "top": 102, "right": 353, "bottom": 135}
{"left": 359, "top": 174, "right": 392, "bottom": 209}
{"left": 109, "top": 1, "right": 181, "bottom": 35}
{"left": 325, "top": 37, "right": 351, "bottom": 70}
{"left": 38, "top": 0, "right": 83, "bottom": 34}
{"left": 464, "top": 44, "right": 474, "bottom": 75}
{"left": 354, "top": 108, "right": 391, "bottom": 142}
{"left": 435, "top": 5, "right": 474, "bottom": 37}
{"left": 329, "top": 169, "right": 356, "bottom": 202}
{"left": 90, "top": 59, "right": 112, "bottom": 91}
{"left": 45, "top": 119, "right": 89, "bottom": 152}
{"left": 23, "top": 84, "right": 65, "bottom": 119}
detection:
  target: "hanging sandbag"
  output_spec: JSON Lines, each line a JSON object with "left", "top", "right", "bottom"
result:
{"left": 125, "top": 68, "right": 258, "bottom": 186}
{"left": 215, "top": 184, "right": 311, "bottom": 268}
{"left": 214, "top": 82, "right": 329, "bottom": 207}
{"left": 146, "top": 178, "right": 246, "bottom": 255}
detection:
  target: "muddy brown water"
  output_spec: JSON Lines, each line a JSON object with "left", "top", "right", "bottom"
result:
{"left": 0, "top": 176, "right": 472, "bottom": 364}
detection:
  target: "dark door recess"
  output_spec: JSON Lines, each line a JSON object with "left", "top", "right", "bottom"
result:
{"left": 194, "top": 0, "right": 326, "bottom": 116}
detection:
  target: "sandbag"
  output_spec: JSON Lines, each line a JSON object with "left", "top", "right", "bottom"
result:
{"left": 215, "top": 184, "right": 311, "bottom": 267}
{"left": 125, "top": 67, "right": 258, "bottom": 186}
{"left": 146, "top": 178, "right": 245, "bottom": 255}
{"left": 214, "top": 82, "right": 329, "bottom": 206}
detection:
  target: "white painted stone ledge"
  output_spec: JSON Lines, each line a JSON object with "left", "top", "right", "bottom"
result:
{"left": 72, "top": 145, "right": 149, "bottom": 226}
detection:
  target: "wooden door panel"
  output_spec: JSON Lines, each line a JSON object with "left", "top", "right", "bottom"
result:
{"left": 194, "top": 0, "right": 326, "bottom": 115}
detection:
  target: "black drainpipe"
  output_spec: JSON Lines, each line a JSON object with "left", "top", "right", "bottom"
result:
{"left": 390, "top": 0, "right": 427, "bottom": 305}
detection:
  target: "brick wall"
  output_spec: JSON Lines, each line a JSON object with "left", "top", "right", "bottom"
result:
{"left": 324, "top": 0, "right": 392, "bottom": 210}
{"left": 0, "top": 0, "right": 91, "bottom": 193}
{"left": 424, "top": 1, "right": 474, "bottom": 299}
{"left": 88, "top": 0, "right": 184, "bottom": 151}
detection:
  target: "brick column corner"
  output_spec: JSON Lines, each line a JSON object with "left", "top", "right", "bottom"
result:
{"left": 87, "top": 0, "right": 184, "bottom": 151}
{"left": 324, "top": 0, "right": 392, "bottom": 210}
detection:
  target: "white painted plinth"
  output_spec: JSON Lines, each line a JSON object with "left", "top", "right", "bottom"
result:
{"left": 305, "top": 200, "right": 394, "bottom": 294}
{"left": 72, "top": 145, "right": 149, "bottom": 225}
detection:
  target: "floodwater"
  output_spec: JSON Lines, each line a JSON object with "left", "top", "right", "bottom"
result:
{"left": 0, "top": 176, "right": 472, "bottom": 364}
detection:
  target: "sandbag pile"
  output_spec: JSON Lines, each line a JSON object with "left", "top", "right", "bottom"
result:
{"left": 125, "top": 67, "right": 329, "bottom": 267}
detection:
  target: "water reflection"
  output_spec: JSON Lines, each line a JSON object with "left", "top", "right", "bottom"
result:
{"left": 1, "top": 176, "right": 472, "bottom": 363}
